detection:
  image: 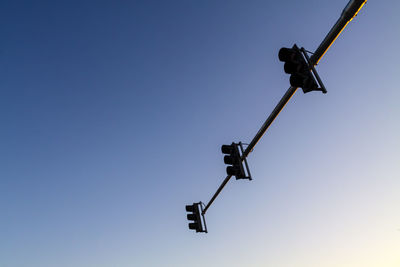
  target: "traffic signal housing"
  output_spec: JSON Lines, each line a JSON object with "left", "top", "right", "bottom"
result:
{"left": 185, "top": 202, "right": 207, "bottom": 233}
{"left": 279, "top": 44, "right": 325, "bottom": 94}
{"left": 221, "top": 143, "right": 251, "bottom": 180}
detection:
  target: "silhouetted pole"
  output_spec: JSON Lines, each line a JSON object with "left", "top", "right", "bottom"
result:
{"left": 310, "top": 0, "right": 367, "bottom": 65}
{"left": 202, "top": 0, "right": 367, "bottom": 215}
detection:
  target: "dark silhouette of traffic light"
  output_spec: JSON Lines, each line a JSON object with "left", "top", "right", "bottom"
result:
{"left": 185, "top": 203, "right": 206, "bottom": 233}
{"left": 278, "top": 44, "right": 320, "bottom": 93}
{"left": 221, "top": 143, "right": 246, "bottom": 179}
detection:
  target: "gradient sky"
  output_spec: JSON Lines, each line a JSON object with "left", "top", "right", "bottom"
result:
{"left": 1, "top": 1, "right": 399, "bottom": 266}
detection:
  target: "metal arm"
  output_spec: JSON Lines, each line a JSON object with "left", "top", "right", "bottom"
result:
{"left": 202, "top": 0, "right": 367, "bottom": 216}
{"left": 310, "top": 0, "right": 367, "bottom": 65}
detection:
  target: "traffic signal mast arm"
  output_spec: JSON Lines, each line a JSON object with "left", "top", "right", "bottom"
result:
{"left": 244, "top": 0, "right": 367, "bottom": 156}
{"left": 311, "top": 0, "right": 367, "bottom": 65}
{"left": 200, "top": 0, "right": 367, "bottom": 218}
{"left": 202, "top": 86, "right": 295, "bottom": 215}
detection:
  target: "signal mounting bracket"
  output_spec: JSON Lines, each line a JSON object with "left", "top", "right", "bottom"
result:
{"left": 300, "top": 46, "right": 328, "bottom": 94}
{"left": 238, "top": 142, "right": 252, "bottom": 181}
{"left": 199, "top": 202, "right": 208, "bottom": 233}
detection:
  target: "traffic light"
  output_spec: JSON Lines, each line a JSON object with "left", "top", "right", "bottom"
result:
{"left": 185, "top": 202, "right": 206, "bottom": 233}
{"left": 221, "top": 143, "right": 246, "bottom": 179}
{"left": 278, "top": 44, "right": 322, "bottom": 93}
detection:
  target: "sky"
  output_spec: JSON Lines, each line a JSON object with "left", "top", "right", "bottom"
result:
{"left": 0, "top": 0, "right": 399, "bottom": 266}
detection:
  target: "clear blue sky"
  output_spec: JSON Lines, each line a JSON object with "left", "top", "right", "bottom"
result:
{"left": 1, "top": 1, "right": 399, "bottom": 266}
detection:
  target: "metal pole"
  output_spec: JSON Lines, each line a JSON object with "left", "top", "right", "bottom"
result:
{"left": 203, "top": 86, "right": 297, "bottom": 215}
{"left": 310, "top": 0, "right": 367, "bottom": 65}
{"left": 202, "top": 0, "right": 367, "bottom": 215}
{"left": 243, "top": 0, "right": 367, "bottom": 158}
{"left": 243, "top": 86, "right": 297, "bottom": 157}
{"left": 202, "top": 175, "right": 232, "bottom": 215}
